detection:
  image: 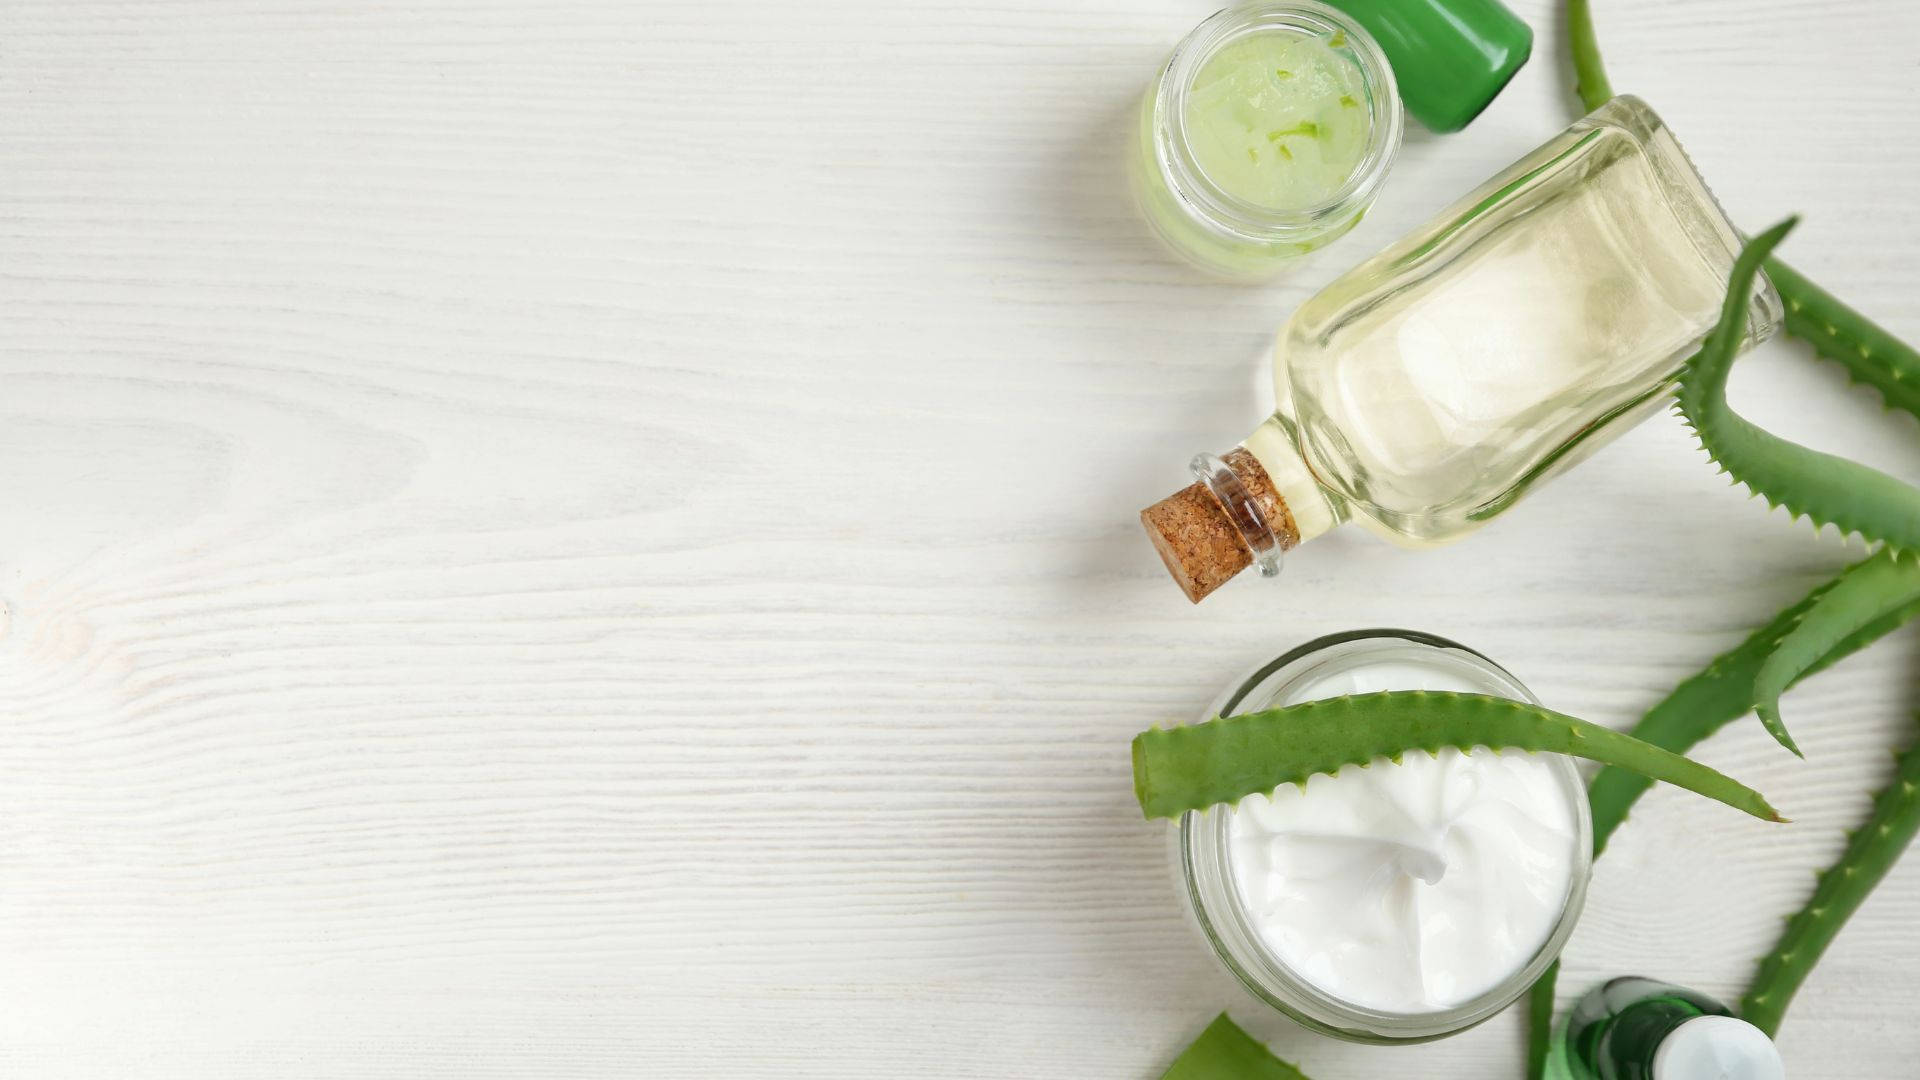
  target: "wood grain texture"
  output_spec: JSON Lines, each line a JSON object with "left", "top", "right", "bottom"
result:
{"left": 2, "top": 0, "right": 1918, "bottom": 1075}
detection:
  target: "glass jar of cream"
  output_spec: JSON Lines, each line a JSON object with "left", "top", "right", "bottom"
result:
{"left": 1130, "top": 1, "right": 1402, "bottom": 279}
{"left": 1175, "top": 629, "right": 1593, "bottom": 1042}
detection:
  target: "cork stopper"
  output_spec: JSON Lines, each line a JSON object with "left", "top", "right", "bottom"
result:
{"left": 1140, "top": 447, "right": 1299, "bottom": 603}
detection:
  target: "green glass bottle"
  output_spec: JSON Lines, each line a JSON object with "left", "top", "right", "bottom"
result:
{"left": 1549, "top": 977, "right": 1785, "bottom": 1080}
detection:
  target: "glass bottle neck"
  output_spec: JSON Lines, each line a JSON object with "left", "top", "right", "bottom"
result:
{"left": 1243, "top": 413, "right": 1344, "bottom": 544}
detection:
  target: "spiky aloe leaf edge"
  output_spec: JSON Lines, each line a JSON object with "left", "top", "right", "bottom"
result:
{"left": 1132, "top": 691, "right": 1781, "bottom": 824}
{"left": 1674, "top": 217, "right": 1920, "bottom": 556}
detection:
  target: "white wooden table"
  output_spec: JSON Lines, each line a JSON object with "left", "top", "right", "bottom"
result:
{"left": 3, "top": 1, "right": 1918, "bottom": 1075}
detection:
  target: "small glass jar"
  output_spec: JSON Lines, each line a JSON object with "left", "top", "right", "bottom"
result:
{"left": 1173, "top": 629, "right": 1593, "bottom": 1043}
{"left": 1130, "top": 1, "right": 1402, "bottom": 279}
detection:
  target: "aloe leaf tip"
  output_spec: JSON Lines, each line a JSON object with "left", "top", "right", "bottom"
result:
{"left": 1754, "top": 703, "right": 1806, "bottom": 759}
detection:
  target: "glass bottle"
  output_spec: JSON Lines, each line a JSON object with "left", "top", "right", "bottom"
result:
{"left": 1548, "top": 976, "right": 1785, "bottom": 1080}
{"left": 1141, "top": 95, "right": 1782, "bottom": 602}
{"left": 1129, "top": 1, "right": 1403, "bottom": 280}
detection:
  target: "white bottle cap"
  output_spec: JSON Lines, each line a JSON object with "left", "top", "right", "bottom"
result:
{"left": 1652, "top": 1016, "right": 1786, "bottom": 1080}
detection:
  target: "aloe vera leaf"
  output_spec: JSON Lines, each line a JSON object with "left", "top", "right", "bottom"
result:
{"left": 1526, "top": 961, "right": 1559, "bottom": 1080}
{"left": 1752, "top": 550, "right": 1920, "bottom": 756}
{"left": 1740, "top": 722, "right": 1920, "bottom": 1035}
{"left": 1675, "top": 217, "right": 1920, "bottom": 551}
{"left": 1565, "top": 562, "right": 1920, "bottom": 1069}
{"left": 1767, "top": 257, "right": 1920, "bottom": 423}
{"left": 1132, "top": 691, "right": 1782, "bottom": 823}
{"left": 1567, "top": 0, "right": 1614, "bottom": 110}
{"left": 1160, "top": 1014, "right": 1309, "bottom": 1080}
{"left": 1588, "top": 557, "right": 1920, "bottom": 855}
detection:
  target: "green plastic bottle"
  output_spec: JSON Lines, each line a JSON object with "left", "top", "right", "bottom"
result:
{"left": 1549, "top": 977, "right": 1786, "bottom": 1080}
{"left": 1319, "top": 0, "right": 1532, "bottom": 132}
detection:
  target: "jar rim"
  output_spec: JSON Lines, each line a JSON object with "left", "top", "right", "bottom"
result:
{"left": 1176, "top": 629, "right": 1594, "bottom": 1043}
{"left": 1155, "top": 1, "right": 1403, "bottom": 240}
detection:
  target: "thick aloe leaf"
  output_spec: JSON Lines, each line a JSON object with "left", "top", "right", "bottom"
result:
{"left": 1160, "top": 1014, "right": 1309, "bottom": 1080}
{"left": 1741, "top": 723, "right": 1920, "bottom": 1035}
{"left": 1527, "top": 961, "right": 1559, "bottom": 1080}
{"left": 1132, "top": 691, "right": 1781, "bottom": 823}
{"left": 1768, "top": 257, "right": 1920, "bottom": 424}
{"left": 1752, "top": 550, "right": 1920, "bottom": 756}
{"left": 1567, "top": 0, "right": 1613, "bottom": 110}
{"left": 1675, "top": 218, "right": 1920, "bottom": 551}
{"left": 1589, "top": 556, "right": 1920, "bottom": 854}
{"left": 1549, "top": 562, "right": 1920, "bottom": 1080}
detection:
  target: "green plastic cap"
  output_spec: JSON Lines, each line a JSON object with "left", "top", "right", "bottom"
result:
{"left": 1320, "top": 0, "right": 1533, "bottom": 133}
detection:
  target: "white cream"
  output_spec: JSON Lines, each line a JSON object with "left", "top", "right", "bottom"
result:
{"left": 1226, "top": 659, "right": 1579, "bottom": 1014}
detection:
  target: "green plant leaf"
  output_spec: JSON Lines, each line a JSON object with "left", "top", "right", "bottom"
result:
{"left": 1753, "top": 550, "right": 1920, "bottom": 756}
{"left": 1741, "top": 721, "right": 1920, "bottom": 1035}
{"left": 1566, "top": 558, "right": 1920, "bottom": 1072}
{"left": 1588, "top": 557, "right": 1920, "bottom": 855}
{"left": 1160, "top": 1014, "right": 1309, "bottom": 1080}
{"left": 1768, "top": 257, "right": 1920, "bottom": 424}
{"left": 1675, "top": 217, "right": 1920, "bottom": 551}
{"left": 1527, "top": 961, "right": 1559, "bottom": 1080}
{"left": 1131, "top": 691, "right": 1782, "bottom": 823}
{"left": 1568, "top": 0, "right": 1614, "bottom": 110}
